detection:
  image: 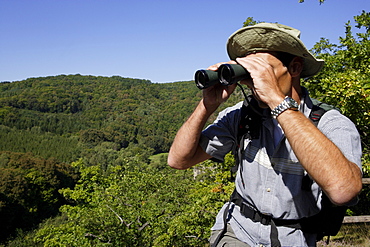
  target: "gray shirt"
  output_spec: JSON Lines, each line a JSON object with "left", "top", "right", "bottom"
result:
{"left": 199, "top": 89, "right": 362, "bottom": 246}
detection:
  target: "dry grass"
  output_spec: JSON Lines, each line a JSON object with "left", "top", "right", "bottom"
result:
{"left": 317, "top": 223, "right": 370, "bottom": 247}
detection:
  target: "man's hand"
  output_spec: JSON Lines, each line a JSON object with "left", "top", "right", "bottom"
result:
{"left": 202, "top": 61, "right": 238, "bottom": 112}
{"left": 236, "top": 53, "right": 293, "bottom": 110}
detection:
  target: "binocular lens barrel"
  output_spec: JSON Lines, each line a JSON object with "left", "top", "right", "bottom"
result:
{"left": 218, "top": 64, "right": 251, "bottom": 86}
{"left": 194, "top": 64, "right": 251, "bottom": 89}
{"left": 194, "top": 70, "right": 219, "bottom": 90}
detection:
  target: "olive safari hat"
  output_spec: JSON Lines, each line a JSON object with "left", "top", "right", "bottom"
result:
{"left": 227, "top": 22, "right": 324, "bottom": 78}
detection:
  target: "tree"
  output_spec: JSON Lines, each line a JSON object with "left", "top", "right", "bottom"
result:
{"left": 29, "top": 157, "right": 197, "bottom": 246}
{"left": 0, "top": 151, "right": 78, "bottom": 243}
{"left": 303, "top": 11, "right": 370, "bottom": 215}
{"left": 243, "top": 17, "right": 260, "bottom": 27}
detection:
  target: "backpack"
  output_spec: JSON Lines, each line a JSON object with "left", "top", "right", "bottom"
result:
{"left": 233, "top": 97, "right": 346, "bottom": 243}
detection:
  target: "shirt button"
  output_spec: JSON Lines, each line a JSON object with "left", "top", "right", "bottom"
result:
{"left": 266, "top": 188, "right": 271, "bottom": 192}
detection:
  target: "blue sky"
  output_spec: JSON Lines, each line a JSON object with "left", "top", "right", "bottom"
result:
{"left": 0, "top": 0, "right": 369, "bottom": 83}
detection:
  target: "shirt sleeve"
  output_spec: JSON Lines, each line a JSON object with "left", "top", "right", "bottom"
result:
{"left": 318, "top": 109, "right": 362, "bottom": 171}
{"left": 199, "top": 102, "right": 243, "bottom": 162}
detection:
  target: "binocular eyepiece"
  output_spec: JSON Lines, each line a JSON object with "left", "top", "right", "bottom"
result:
{"left": 195, "top": 64, "right": 251, "bottom": 90}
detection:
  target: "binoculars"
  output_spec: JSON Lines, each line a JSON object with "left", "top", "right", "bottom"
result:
{"left": 195, "top": 64, "right": 251, "bottom": 89}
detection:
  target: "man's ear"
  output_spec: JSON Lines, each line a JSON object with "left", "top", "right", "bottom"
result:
{"left": 289, "top": 57, "right": 304, "bottom": 77}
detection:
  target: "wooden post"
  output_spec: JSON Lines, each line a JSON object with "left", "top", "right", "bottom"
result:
{"left": 343, "top": 215, "right": 370, "bottom": 223}
{"left": 362, "top": 178, "right": 370, "bottom": 185}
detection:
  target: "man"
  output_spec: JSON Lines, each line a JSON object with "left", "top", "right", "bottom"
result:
{"left": 168, "top": 23, "right": 362, "bottom": 246}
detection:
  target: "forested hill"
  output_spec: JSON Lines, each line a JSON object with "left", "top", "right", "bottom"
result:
{"left": 0, "top": 74, "right": 243, "bottom": 163}
{"left": 0, "top": 75, "right": 193, "bottom": 161}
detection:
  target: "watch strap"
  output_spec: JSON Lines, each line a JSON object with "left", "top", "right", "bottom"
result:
{"left": 271, "top": 96, "right": 298, "bottom": 119}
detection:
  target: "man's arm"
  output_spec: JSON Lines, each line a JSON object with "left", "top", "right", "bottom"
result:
{"left": 167, "top": 99, "right": 213, "bottom": 170}
{"left": 277, "top": 109, "right": 362, "bottom": 206}
{"left": 168, "top": 69, "right": 238, "bottom": 170}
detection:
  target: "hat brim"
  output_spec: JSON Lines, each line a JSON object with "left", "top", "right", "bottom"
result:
{"left": 227, "top": 25, "right": 324, "bottom": 78}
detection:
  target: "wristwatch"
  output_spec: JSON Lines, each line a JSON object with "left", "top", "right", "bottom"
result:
{"left": 271, "top": 96, "right": 299, "bottom": 119}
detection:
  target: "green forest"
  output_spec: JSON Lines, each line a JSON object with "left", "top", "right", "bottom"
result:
{"left": 0, "top": 12, "right": 369, "bottom": 246}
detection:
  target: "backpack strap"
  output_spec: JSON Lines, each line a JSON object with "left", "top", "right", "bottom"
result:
{"left": 309, "top": 104, "right": 327, "bottom": 124}
{"left": 230, "top": 97, "right": 264, "bottom": 182}
{"left": 302, "top": 101, "right": 336, "bottom": 191}
{"left": 301, "top": 103, "right": 328, "bottom": 191}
